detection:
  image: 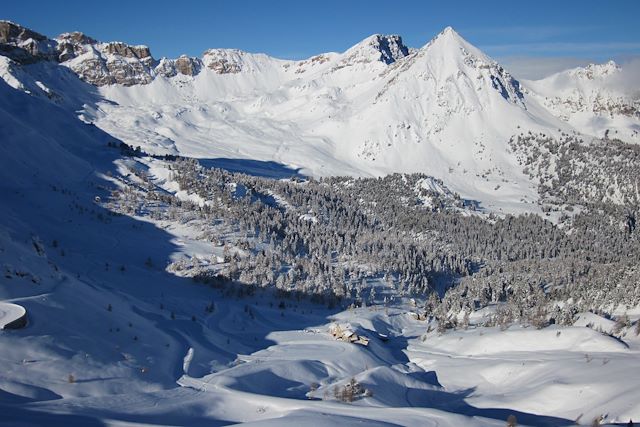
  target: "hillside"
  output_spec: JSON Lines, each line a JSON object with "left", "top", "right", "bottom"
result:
{"left": 2, "top": 20, "right": 639, "bottom": 213}
{"left": 1, "top": 20, "right": 640, "bottom": 426}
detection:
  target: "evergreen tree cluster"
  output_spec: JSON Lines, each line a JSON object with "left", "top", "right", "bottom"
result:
{"left": 107, "top": 142, "right": 640, "bottom": 329}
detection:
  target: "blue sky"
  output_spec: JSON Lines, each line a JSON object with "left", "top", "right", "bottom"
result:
{"left": 4, "top": 0, "right": 640, "bottom": 77}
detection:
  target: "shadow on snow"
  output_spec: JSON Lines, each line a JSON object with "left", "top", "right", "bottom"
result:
{"left": 198, "top": 158, "right": 305, "bottom": 180}
{"left": 0, "top": 72, "right": 571, "bottom": 427}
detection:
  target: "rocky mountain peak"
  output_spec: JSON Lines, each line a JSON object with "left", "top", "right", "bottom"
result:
{"left": 55, "top": 32, "right": 96, "bottom": 62}
{"left": 437, "top": 26, "right": 459, "bottom": 39}
{"left": 56, "top": 31, "right": 97, "bottom": 46}
{"left": 0, "top": 20, "right": 56, "bottom": 63}
{"left": 202, "top": 49, "right": 244, "bottom": 74}
{"left": 369, "top": 34, "right": 410, "bottom": 64}
{"left": 336, "top": 34, "right": 410, "bottom": 70}
{"left": 422, "top": 25, "right": 471, "bottom": 53}
{"left": 0, "top": 20, "right": 47, "bottom": 44}
{"left": 104, "top": 42, "right": 152, "bottom": 60}
{"left": 570, "top": 60, "right": 620, "bottom": 80}
{"left": 156, "top": 55, "right": 203, "bottom": 77}
{"left": 414, "top": 26, "right": 526, "bottom": 106}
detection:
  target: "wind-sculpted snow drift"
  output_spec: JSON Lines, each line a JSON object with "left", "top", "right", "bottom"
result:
{"left": 1, "top": 20, "right": 640, "bottom": 426}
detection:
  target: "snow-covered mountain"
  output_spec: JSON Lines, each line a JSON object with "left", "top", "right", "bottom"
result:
{"left": 2, "top": 20, "right": 640, "bottom": 426}
{"left": 2, "top": 20, "right": 639, "bottom": 212}
{"left": 525, "top": 60, "right": 640, "bottom": 141}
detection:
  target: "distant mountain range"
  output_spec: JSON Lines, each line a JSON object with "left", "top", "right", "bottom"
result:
{"left": 1, "top": 20, "right": 638, "bottom": 212}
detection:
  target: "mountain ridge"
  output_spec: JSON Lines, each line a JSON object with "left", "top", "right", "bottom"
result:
{"left": 1, "top": 18, "right": 640, "bottom": 426}
{"left": 1, "top": 20, "right": 639, "bottom": 213}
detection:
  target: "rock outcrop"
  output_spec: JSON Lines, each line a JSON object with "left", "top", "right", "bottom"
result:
{"left": 0, "top": 20, "right": 57, "bottom": 63}
{"left": 156, "top": 55, "right": 203, "bottom": 77}
{"left": 203, "top": 49, "right": 244, "bottom": 74}
{"left": 0, "top": 21, "right": 159, "bottom": 85}
{"left": 56, "top": 32, "right": 97, "bottom": 62}
{"left": 57, "top": 36, "right": 157, "bottom": 86}
{"left": 333, "top": 34, "right": 410, "bottom": 71}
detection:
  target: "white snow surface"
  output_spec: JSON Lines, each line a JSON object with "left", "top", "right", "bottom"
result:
{"left": 1, "top": 25, "right": 640, "bottom": 426}
{"left": 0, "top": 302, "right": 26, "bottom": 329}
{"left": 3, "top": 27, "right": 638, "bottom": 213}
{"left": 524, "top": 60, "right": 640, "bottom": 142}
{"left": 88, "top": 28, "right": 552, "bottom": 214}
{"left": 0, "top": 26, "right": 629, "bottom": 214}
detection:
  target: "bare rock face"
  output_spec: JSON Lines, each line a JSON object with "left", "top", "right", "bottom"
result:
{"left": 57, "top": 37, "right": 157, "bottom": 86}
{"left": 373, "top": 35, "right": 410, "bottom": 65}
{"left": 0, "top": 21, "right": 46, "bottom": 44}
{"left": 156, "top": 55, "right": 203, "bottom": 77}
{"left": 106, "top": 59, "right": 154, "bottom": 86}
{"left": 69, "top": 54, "right": 115, "bottom": 86}
{"left": 56, "top": 32, "right": 96, "bottom": 62}
{"left": 203, "top": 49, "right": 243, "bottom": 74}
{"left": 0, "top": 22, "right": 159, "bottom": 86}
{"left": 104, "top": 42, "right": 152, "bottom": 60}
{"left": 0, "top": 21, "right": 57, "bottom": 63}
{"left": 207, "top": 58, "right": 241, "bottom": 74}
{"left": 174, "top": 55, "right": 201, "bottom": 76}
{"left": 1, "top": 21, "right": 255, "bottom": 86}
{"left": 98, "top": 42, "right": 156, "bottom": 85}
{"left": 69, "top": 53, "right": 155, "bottom": 86}
{"left": 331, "top": 34, "right": 410, "bottom": 73}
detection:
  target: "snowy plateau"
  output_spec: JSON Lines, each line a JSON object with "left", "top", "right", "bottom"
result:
{"left": 1, "top": 20, "right": 640, "bottom": 427}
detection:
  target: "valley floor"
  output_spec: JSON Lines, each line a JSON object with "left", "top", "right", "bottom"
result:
{"left": 2, "top": 20, "right": 640, "bottom": 427}
{"left": 1, "top": 184, "right": 639, "bottom": 426}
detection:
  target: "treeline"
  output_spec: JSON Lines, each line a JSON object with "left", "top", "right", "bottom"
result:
{"left": 107, "top": 142, "right": 640, "bottom": 328}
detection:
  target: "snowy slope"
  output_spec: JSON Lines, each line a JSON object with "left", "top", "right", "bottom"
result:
{"left": 2, "top": 21, "right": 640, "bottom": 426}
{"left": 82, "top": 28, "right": 570, "bottom": 213}
{"left": 0, "top": 60, "right": 505, "bottom": 426}
{"left": 524, "top": 60, "right": 640, "bottom": 142}
{"left": 4, "top": 22, "right": 639, "bottom": 213}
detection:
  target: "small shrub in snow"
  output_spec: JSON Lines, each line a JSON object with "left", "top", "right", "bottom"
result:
{"left": 333, "top": 378, "right": 370, "bottom": 403}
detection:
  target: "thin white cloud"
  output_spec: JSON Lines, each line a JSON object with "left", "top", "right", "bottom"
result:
{"left": 604, "top": 58, "right": 640, "bottom": 94}
{"left": 499, "top": 55, "right": 640, "bottom": 81}
{"left": 499, "top": 56, "right": 595, "bottom": 80}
